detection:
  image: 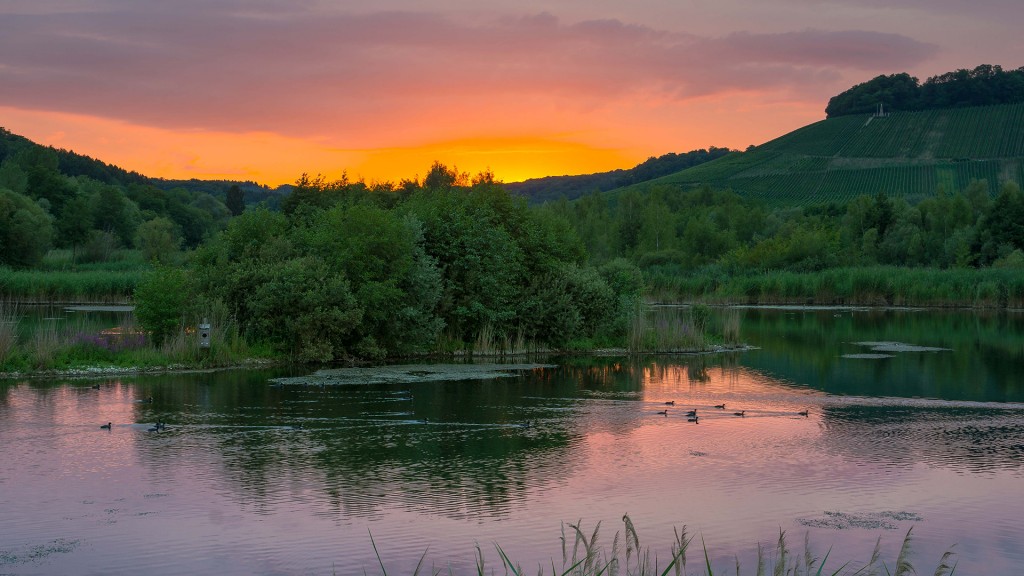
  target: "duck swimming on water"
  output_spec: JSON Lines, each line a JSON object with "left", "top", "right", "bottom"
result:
{"left": 656, "top": 410, "right": 669, "bottom": 416}
{"left": 664, "top": 400, "right": 675, "bottom": 406}
{"left": 798, "top": 410, "right": 809, "bottom": 417}
{"left": 733, "top": 410, "right": 745, "bottom": 417}
{"left": 100, "top": 422, "right": 112, "bottom": 430}
{"left": 685, "top": 409, "right": 697, "bottom": 417}
{"left": 714, "top": 404, "right": 725, "bottom": 409}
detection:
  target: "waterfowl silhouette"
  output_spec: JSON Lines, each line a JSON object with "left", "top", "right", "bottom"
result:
{"left": 91, "top": 384, "right": 101, "bottom": 390}
{"left": 714, "top": 404, "right": 726, "bottom": 409}
{"left": 685, "top": 409, "right": 697, "bottom": 417}
{"left": 687, "top": 415, "right": 699, "bottom": 423}
{"left": 798, "top": 410, "right": 809, "bottom": 417}
{"left": 100, "top": 422, "right": 112, "bottom": 430}
{"left": 656, "top": 410, "right": 669, "bottom": 416}
{"left": 664, "top": 400, "right": 675, "bottom": 406}
{"left": 733, "top": 410, "right": 745, "bottom": 417}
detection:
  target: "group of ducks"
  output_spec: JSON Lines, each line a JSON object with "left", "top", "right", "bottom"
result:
{"left": 656, "top": 401, "right": 809, "bottom": 421}
{"left": 97, "top": 391, "right": 159, "bottom": 431}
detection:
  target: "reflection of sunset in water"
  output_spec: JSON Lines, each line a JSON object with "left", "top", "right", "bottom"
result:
{"left": 1, "top": 338, "right": 1022, "bottom": 575}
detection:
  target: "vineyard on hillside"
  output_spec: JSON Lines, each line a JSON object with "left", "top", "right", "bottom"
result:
{"left": 640, "top": 102, "right": 1024, "bottom": 206}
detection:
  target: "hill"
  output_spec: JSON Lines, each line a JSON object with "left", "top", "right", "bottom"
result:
{"left": 631, "top": 101, "right": 1024, "bottom": 206}
{"left": 505, "top": 147, "right": 731, "bottom": 204}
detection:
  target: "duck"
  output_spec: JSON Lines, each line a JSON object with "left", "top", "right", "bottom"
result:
{"left": 100, "top": 422, "right": 112, "bottom": 430}
{"left": 656, "top": 410, "right": 669, "bottom": 416}
{"left": 685, "top": 409, "right": 697, "bottom": 417}
{"left": 90, "top": 384, "right": 101, "bottom": 390}
{"left": 798, "top": 410, "right": 809, "bottom": 417}
{"left": 733, "top": 410, "right": 745, "bottom": 417}
{"left": 714, "top": 404, "right": 726, "bottom": 409}
{"left": 687, "top": 416, "right": 699, "bottom": 423}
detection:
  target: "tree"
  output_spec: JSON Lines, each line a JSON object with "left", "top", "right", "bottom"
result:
{"left": 133, "top": 266, "right": 189, "bottom": 347}
{"left": 226, "top": 184, "right": 245, "bottom": 216}
{"left": 136, "top": 217, "right": 181, "bottom": 263}
{"left": 0, "top": 188, "right": 54, "bottom": 267}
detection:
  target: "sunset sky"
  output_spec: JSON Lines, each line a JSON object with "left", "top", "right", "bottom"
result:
{"left": 1, "top": 0, "right": 1020, "bottom": 186}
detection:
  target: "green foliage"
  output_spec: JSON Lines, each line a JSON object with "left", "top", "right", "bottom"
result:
{"left": 135, "top": 217, "right": 181, "bottom": 264}
{"left": 133, "top": 266, "right": 189, "bottom": 347}
{"left": 225, "top": 184, "right": 245, "bottom": 216}
{"left": 0, "top": 188, "right": 54, "bottom": 268}
{"left": 826, "top": 64, "right": 1024, "bottom": 117}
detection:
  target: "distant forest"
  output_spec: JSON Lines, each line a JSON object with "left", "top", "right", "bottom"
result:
{"left": 505, "top": 147, "right": 732, "bottom": 204}
{"left": 826, "top": 64, "right": 1024, "bottom": 117}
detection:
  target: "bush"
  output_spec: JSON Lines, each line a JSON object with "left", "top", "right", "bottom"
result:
{"left": 133, "top": 266, "right": 189, "bottom": 347}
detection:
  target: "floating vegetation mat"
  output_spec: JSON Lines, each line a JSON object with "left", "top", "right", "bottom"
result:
{"left": 853, "top": 341, "right": 952, "bottom": 353}
{"left": 797, "top": 510, "right": 923, "bottom": 530}
{"left": 270, "top": 363, "right": 557, "bottom": 387}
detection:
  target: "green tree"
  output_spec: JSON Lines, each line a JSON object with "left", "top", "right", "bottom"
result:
{"left": 0, "top": 188, "right": 54, "bottom": 268}
{"left": 134, "top": 266, "right": 189, "bottom": 347}
{"left": 136, "top": 217, "right": 182, "bottom": 264}
{"left": 226, "top": 184, "right": 245, "bottom": 216}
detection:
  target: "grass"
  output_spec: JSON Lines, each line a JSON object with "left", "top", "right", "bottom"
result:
{"left": 629, "top": 304, "right": 741, "bottom": 353}
{"left": 0, "top": 266, "right": 143, "bottom": 303}
{"left": 647, "top": 266, "right": 1024, "bottom": 309}
{"left": 0, "top": 301, "right": 271, "bottom": 374}
{"left": 367, "top": 516, "right": 956, "bottom": 576}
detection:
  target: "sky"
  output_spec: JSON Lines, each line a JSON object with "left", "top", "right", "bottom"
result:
{"left": 1, "top": 0, "right": 1020, "bottom": 186}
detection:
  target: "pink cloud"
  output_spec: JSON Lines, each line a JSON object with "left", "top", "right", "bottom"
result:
{"left": 0, "top": 3, "right": 938, "bottom": 143}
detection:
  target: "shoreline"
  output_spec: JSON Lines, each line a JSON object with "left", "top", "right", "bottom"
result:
{"left": 0, "top": 345, "right": 756, "bottom": 381}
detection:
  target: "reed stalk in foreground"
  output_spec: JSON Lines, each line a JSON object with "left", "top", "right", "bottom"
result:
{"left": 367, "top": 517, "right": 957, "bottom": 576}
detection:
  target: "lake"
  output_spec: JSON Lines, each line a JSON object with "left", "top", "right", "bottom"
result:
{"left": 1, "top": 307, "right": 1022, "bottom": 575}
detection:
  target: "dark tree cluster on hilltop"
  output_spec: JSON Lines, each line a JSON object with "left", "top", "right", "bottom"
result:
{"left": 826, "top": 64, "right": 1024, "bottom": 117}
{"left": 505, "top": 147, "right": 732, "bottom": 204}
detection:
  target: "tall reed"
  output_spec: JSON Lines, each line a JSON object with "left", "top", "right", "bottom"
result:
{"left": 0, "top": 303, "right": 18, "bottom": 364}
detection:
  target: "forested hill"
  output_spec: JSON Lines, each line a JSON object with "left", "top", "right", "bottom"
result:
{"left": 505, "top": 147, "right": 731, "bottom": 204}
{"left": 623, "top": 100, "right": 1024, "bottom": 207}
{"left": 826, "top": 64, "right": 1024, "bottom": 117}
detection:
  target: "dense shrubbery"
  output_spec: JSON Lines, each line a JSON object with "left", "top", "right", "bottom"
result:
{"left": 185, "top": 163, "right": 642, "bottom": 361}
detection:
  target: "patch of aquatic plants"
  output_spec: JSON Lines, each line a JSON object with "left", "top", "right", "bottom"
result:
{"left": 367, "top": 516, "right": 956, "bottom": 576}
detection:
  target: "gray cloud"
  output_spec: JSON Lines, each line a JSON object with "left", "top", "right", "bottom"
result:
{"left": 0, "top": 3, "right": 939, "bottom": 136}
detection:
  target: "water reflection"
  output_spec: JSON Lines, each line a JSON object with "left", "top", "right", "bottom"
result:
{"left": 1, "top": 309, "right": 1023, "bottom": 574}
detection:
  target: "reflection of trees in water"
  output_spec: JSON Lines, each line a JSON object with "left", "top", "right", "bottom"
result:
{"left": 740, "top": 308, "right": 1024, "bottom": 402}
{"left": 131, "top": 367, "right": 588, "bottom": 522}
{"left": 819, "top": 405, "right": 1024, "bottom": 473}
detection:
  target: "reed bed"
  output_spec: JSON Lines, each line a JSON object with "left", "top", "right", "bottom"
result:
{"left": 369, "top": 516, "right": 956, "bottom": 576}
{"left": 0, "top": 267, "right": 142, "bottom": 304}
{"left": 648, "top": 266, "right": 1024, "bottom": 309}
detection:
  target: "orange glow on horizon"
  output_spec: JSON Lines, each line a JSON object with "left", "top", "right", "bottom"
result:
{"left": 1, "top": 95, "right": 823, "bottom": 187}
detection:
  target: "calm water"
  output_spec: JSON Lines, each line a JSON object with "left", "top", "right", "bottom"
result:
{"left": 1, "top": 308, "right": 1022, "bottom": 575}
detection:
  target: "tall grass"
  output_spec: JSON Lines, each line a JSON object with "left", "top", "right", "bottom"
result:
{"left": 368, "top": 517, "right": 956, "bottom": 576}
{"left": 0, "top": 303, "right": 18, "bottom": 364}
{"left": 0, "top": 267, "right": 143, "bottom": 303}
{"left": 628, "top": 305, "right": 740, "bottom": 353}
{"left": 648, "top": 265, "right": 1024, "bottom": 309}
{"left": 0, "top": 303, "right": 268, "bottom": 374}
